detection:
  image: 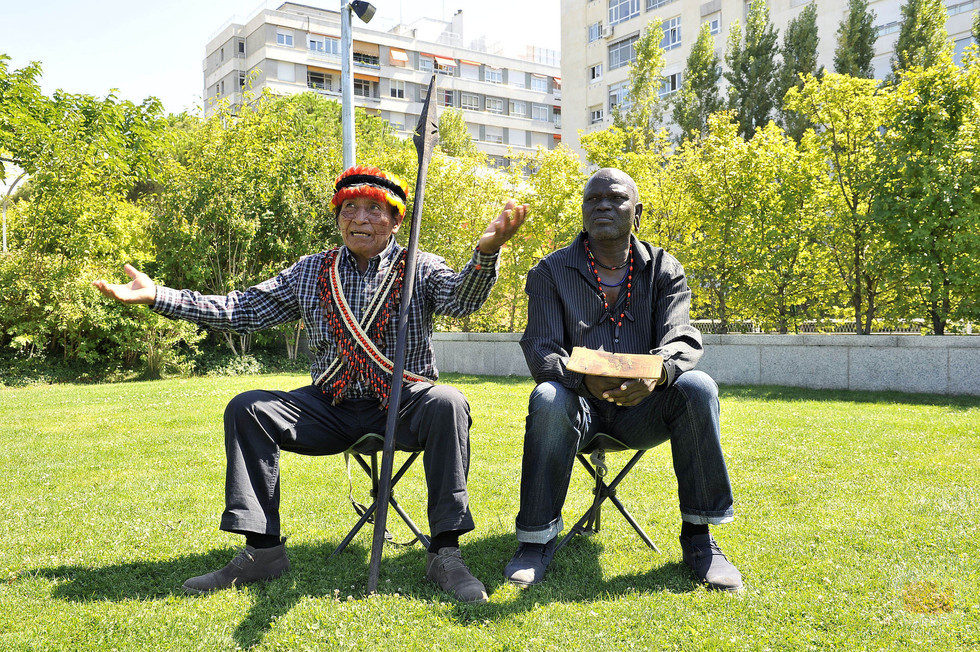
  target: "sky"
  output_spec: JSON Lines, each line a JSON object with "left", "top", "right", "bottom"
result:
{"left": 0, "top": 0, "right": 562, "bottom": 116}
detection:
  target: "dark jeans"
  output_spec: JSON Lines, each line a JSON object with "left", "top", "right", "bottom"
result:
{"left": 515, "top": 370, "right": 734, "bottom": 543}
{"left": 221, "top": 382, "right": 474, "bottom": 540}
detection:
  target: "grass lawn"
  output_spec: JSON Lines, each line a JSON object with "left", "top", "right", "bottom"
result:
{"left": 0, "top": 373, "right": 977, "bottom": 650}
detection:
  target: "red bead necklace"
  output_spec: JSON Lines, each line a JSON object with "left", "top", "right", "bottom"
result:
{"left": 584, "top": 237, "right": 634, "bottom": 346}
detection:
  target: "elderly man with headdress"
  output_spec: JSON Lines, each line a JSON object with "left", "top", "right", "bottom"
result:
{"left": 94, "top": 166, "right": 528, "bottom": 603}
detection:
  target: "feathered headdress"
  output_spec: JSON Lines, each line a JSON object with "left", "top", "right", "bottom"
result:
{"left": 330, "top": 165, "right": 409, "bottom": 218}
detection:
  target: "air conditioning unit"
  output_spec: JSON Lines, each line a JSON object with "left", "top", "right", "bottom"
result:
{"left": 601, "top": 24, "right": 614, "bottom": 39}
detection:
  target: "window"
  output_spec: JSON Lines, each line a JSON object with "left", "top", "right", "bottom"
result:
{"left": 608, "top": 34, "right": 638, "bottom": 70}
{"left": 660, "top": 71, "right": 682, "bottom": 97}
{"left": 508, "top": 128, "right": 525, "bottom": 146}
{"left": 309, "top": 36, "right": 340, "bottom": 55}
{"left": 220, "top": 48, "right": 224, "bottom": 62}
{"left": 954, "top": 35, "right": 977, "bottom": 65}
{"left": 219, "top": 80, "right": 225, "bottom": 95}
{"left": 276, "top": 30, "right": 294, "bottom": 47}
{"left": 486, "top": 97, "right": 504, "bottom": 114}
{"left": 661, "top": 16, "right": 681, "bottom": 50}
{"left": 485, "top": 67, "right": 503, "bottom": 84}
{"left": 434, "top": 57, "right": 456, "bottom": 75}
{"left": 460, "top": 62, "right": 479, "bottom": 80}
{"left": 390, "top": 79, "right": 406, "bottom": 99}
{"left": 609, "top": 81, "right": 629, "bottom": 111}
{"left": 238, "top": 40, "right": 245, "bottom": 55}
{"left": 511, "top": 72, "right": 527, "bottom": 88}
{"left": 589, "top": 106, "right": 604, "bottom": 124}
{"left": 647, "top": 0, "right": 676, "bottom": 8}
{"left": 532, "top": 104, "right": 549, "bottom": 121}
{"left": 353, "top": 52, "right": 380, "bottom": 66}
{"left": 510, "top": 100, "right": 527, "bottom": 117}
{"left": 239, "top": 71, "right": 246, "bottom": 88}
{"left": 588, "top": 21, "right": 603, "bottom": 42}
{"left": 705, "top": 13, "right": 721, "bottom": 35}
{"left": 307, "top": 71, "right": 331, "bottom": 91}
{"left": 277, "top": 61, "right": 295, "bottom": 82}
{"left": 439, "top": 89, "right": 455, "bottom": 107}
{"left": 531, "top": 75, "right": 549, "bottom": 92}
{"left": 589, "top": 63, "right": 603, "bottom": 81}
{"left": 949, "top": 0, "right": 977, "bottom": 15}
{"left": 484, "top": 126, "right": 504, "bottom": 144}
{"left": 461, "top": 92, "right": 480, "bottom": 110}
{"left": 418, "top": 56, "right": 434, "bottom": 72}
{"left": 609, "top": 0, "right": 639, "bottom": 25}
{"left": 389, "top": 48, "right": 409, "bottom": 66}
{"left": 353, "top": 79, "right": 376, "bottom": 98}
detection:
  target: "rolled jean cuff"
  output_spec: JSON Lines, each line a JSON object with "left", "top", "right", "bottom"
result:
{"left": 515, "top": 516, "right": 563, "bottom": 544}
{"left": 680, "top": 509, "right": 735, "bottom": 526}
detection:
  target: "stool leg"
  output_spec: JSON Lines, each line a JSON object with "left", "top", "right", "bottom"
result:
{"left": 331, "top": 501, "right": 377, "bottom": 557}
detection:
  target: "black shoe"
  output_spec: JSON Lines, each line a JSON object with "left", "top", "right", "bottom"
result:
{"left": 679, "top": 533, "right": 743, "bottom": 592}
{"left": 504, "top": 538, "right": 557, "bottom": 586}
{"left": 182, "top": 543, "right": 290, "bottom": 594}
{"left": 425, "top": 547, "right": 489, "bottom": 604}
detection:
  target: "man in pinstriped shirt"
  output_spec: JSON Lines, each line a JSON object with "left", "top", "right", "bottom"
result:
{"left": 504, "top": 167, "right": 743, "bottom": 592}
{"left": 94, "top": 166, "right": 528, "bottom": 603}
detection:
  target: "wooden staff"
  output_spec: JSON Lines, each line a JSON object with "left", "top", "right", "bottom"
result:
{"left": 367, "top": 74, "right": 439, "bottom": 593}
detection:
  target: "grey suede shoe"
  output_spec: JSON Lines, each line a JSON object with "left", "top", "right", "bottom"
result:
{"left": 504, "top": 538, "right": 557, "bottom": 587}
{"left": 183, "top": 543, "right": 290, "bottom": 594}
{"left": 425, "top": 547, "right": 489, "bottom": 604}
{"left": 679, "top": 534, "right": 743, "bottom": 592}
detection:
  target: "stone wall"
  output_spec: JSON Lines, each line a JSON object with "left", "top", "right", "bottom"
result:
{"left": 431, "top": 333, "right": 980, "bottom": 396}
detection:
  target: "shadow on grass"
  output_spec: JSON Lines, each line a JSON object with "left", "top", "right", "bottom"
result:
{"left": 718, "top": 384, "right": 980, "bottom": 410}
{"left": 31, "top": 532, "right": 692, "bottom": 647}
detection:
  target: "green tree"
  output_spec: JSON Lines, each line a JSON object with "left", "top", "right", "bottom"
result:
{"left": 672, "top": 22, "right": 723, "bottom": 142}
{"left": 742, "top": 123, "right": 834, "bottom": 332}
{"left": 614, "top": 20, "right": 666, "bottom": 151}
{"left": 724, "top": 1, "right": 780, "bottom": 138}
{"left": 0, "top": 56, "right": 46, "bottom": 179}
{"left": 784, "top": 73, "right": 893, "bottom": 333}
{"left": 834, "top": 0, "right": 877, "bottom": 78}
{"left": 891, "top": 0, "right": 951, "bottom": 79}
{"left": 872, "top": 50, "right": 980, "bottom": 333}
{"left": 150, "top": 91, "right": 353, "bottom": 354}
{"left": 974, "top": 10, "right": 980, "bottom": 41}
{"left": 437, "top": 108, "right": 480, "bottom": 159}
{"left": 677, "top": 113, "right": 755, "bottom": 332}
{"left": 0, "top": 69, "right": 166, "bottom": 262}
{"left": 778, "top": 3, "right": 820, "bottom": 142}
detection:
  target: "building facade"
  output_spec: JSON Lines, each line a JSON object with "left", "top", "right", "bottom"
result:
{"left": 203, "top": 2, "right": 562, "bottom": 167}
{"left": 561, "top": 0, "right": 979, "bottom": 155}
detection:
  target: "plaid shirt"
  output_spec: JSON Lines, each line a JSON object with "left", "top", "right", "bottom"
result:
{"left": 152, "top": 237, "right": 499, "bottom": 397}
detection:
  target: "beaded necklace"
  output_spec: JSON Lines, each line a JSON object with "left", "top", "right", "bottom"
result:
{"left": 317, "top": 248, "right": 407, "bottom": 407}
{"left": 584, "top": 237, "right": 634, "bottom": 346}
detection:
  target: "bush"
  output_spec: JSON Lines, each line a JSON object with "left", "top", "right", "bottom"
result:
{"left": 0, "top": 251, "right": 202, "bottom": 376}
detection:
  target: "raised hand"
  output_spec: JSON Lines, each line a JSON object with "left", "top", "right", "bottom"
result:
{"left": 477, "top": 200, "right": 529, "bottom": 255}
{"left": 92, "top": 264, "right": 157, "bottom": 305}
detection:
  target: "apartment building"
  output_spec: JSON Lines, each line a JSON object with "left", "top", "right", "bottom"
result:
{"left": 203, "top": 2, "right": 562, "bottom": 167}
{"left": 562, "top": 0, "right": 979, "bottom": 154}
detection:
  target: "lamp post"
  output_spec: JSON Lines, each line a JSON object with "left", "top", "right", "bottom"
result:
{"left": 341, "top": 0, "right": 377, "bottom": 168}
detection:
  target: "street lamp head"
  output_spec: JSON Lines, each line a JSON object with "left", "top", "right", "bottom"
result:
{"left": 350, "top": 1, "right": 376, "bottom": 23}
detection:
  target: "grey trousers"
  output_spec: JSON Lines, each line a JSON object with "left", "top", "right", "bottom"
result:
{"left": 220, "top": 382, "right": 475, "bottom": 539}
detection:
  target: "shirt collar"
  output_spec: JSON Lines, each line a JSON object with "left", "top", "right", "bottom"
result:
{"left": 339, "top": 236, "right": 402, "bottom": 273}
{"left": 567, "top": 231, "right": 650, "bottom": 275}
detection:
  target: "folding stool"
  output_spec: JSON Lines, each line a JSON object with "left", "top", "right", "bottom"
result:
{"left": 330, "top": 433, "right": 430, "bottom": 557}
{"left": 554, "top": 433, "right": 660, "bottom": 554}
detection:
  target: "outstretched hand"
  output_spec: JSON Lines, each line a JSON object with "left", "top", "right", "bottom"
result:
{"left": 92, "top": 264, "right": 157, "bottom": 305}
{"left": 477, "top": 200, "right": 529, "bottom": 255}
